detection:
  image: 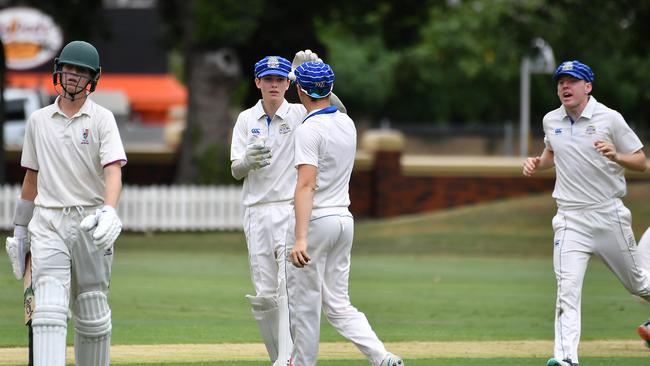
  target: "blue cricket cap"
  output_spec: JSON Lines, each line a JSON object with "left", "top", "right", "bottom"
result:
{"left": 294, "top": 61, "right": 335, "bottom": 99}
{"left": 254, "top": 56, "right": 291, "bottom": 78}
{"left": 552, "top": 60, "right": 595, "bottom": 83}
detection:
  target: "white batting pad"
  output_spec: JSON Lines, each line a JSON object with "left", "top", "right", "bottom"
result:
{"left": 32, "top": 276, "right": 69, "bottom": 366}
{"left": 274, "top": 294, "right": 293, "bottom": 366}
{"left": 74, "top": 291, "right": 111, "bottom": 366}
{"left": 246, "top": 294, "right": 279, "bottom": 362}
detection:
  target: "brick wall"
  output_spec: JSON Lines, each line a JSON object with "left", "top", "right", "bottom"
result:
{"left": 350, "top": 130, "right": 650, "bottom": 218}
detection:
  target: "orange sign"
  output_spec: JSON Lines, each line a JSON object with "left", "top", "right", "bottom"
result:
{"left": 0, "top": 7, "right": 63, "bottom": 70}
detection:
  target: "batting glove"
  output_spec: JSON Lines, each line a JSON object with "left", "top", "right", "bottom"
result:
{"left": 288, "top": 49, "right": 321, "bottom": 81}
{"left": 80, "top": 205, "right": 122, "bottom": 251}
{"left": 5, "top": 225, "right": 29, "bottom": 280}
{"left": 244, "top": 139, "right": 272, "bottom": 170}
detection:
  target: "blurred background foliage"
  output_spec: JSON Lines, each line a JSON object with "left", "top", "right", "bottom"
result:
{"left": 5, "top": 0, "right": 650, "bottom": 182}
{"left": 158, "top": 0, "right": 650, "bottom": 129}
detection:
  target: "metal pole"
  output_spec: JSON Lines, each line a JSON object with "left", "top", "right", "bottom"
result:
{"left": 519, "top": 57, "right": 530, "bottom": 157}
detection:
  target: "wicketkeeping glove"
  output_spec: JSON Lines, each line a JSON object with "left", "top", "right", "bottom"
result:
{"left": 245, "top": 139, "right": 272, "bottom": 170}
{"left": 5, "top": 225, "right": 29, "bottom": 280}
{"left": 288, "top": 49, "right": 322, "bottom": 81}
{"left": 80, "top": 205, "right": 122, "bottom": 251}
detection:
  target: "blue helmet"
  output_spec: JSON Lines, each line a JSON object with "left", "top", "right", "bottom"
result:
{"left": 294, "top": 61, "right": 335, "bottom": 99}
{"left": 552, "top": 60, "right": 594, "bottom": 83}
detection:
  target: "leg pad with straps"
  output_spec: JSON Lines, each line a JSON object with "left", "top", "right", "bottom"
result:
{"left": 74, "top": 291, "right": 111, "bottom": 366}
{"left": 32, "top": 276, "right": 69, "bottom": 366}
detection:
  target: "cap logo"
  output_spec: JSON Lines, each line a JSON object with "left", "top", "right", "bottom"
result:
{"left": 267, "top": 56, "right": 280, "bottom": 69}
{"left": 313, "top": 81, "right": 326, "bottom": 88}
{"left": 561, "top": 62, "right": 573, "bottom": 71}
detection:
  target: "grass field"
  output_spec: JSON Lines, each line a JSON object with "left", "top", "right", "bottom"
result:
{"left": 1, "top": 183, "right": 649, "bottom": 365}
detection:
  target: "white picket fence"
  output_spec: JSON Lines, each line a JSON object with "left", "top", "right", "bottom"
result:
{"left": 0, "top": 184, "right": 244, "bottom": 232}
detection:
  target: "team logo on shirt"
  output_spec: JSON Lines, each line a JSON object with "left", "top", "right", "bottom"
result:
{"left": 279, "top": 122, "right": 291, "bottom": 135}
{"left": 554, "top": 128, "right": 563, "bottom": 135}
{"left": 251, "top": 128, "right": 261, "bottom": 135}
{"left": 81, "top": 128, "right": 90, "bottom": 145}
{"left": 585, "top": 125, "right": 596, "bottom": 135}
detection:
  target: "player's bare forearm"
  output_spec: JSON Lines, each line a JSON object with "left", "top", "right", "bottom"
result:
{"left": 21, "top": 170, "right": 38, "bottom": 201}
{"left": 103, "top": 163, "right": 123, "bottom": 208}
{"left": 613, "top": 149, "right": 647, "bottom": 172}
{"left": 537, "top": 148, "right": 555, "bottom": 170}
{"left": 294, "top": 166, "right": 316, "bottom": 244}
{"left": 523, "top": 148, "right": 554, "bottom": 177}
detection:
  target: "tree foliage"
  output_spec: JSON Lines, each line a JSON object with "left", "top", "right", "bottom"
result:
{"left": 316, "top": 0, "right": 650, "bottom": 132}
{"left": 159, "top": 0, "right": 650, "bottom": 182}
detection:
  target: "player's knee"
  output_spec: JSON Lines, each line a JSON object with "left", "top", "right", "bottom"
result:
{"left": 32, "top": 276, "right": 69, "bottom": 328}
{"left": 247, "top": 295, "right": 278, "bottom": 312}
{"left": 73, "top": 291, "right": 111, "bottom": 338}
{"left": 323, "top": 300, "right": 357, "bottom": 320}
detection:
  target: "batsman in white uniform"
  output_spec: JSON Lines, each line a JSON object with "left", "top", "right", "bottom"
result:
{"left": 5, "top": 40, "right": 126, "bottom": 366}
{"left": 523, "top": 60, "right": 649, "bottom": 366}
{"left": 287, "top": 61, "right": 403, "bottom": 366}
{"left": 230, "top": 51, "right": 345, "bottom": 366}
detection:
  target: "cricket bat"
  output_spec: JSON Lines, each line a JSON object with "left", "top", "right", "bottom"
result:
{"left": 23, "top": 252, "right": 34, "bottom": 366}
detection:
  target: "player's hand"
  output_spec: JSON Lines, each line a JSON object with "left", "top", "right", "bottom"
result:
{"left": 289, "top": 49, "right": 321, "bottom": 81}
{"left": 594, "top": 140, "right": 618, "bottom": 162}
{"left": 245, "top": 139, "right": 272, "bottom": 170}
{"left": 290, "top": 239, "right": 311, "bottom": 268}
{"left": 80, "top": 205, "right": 122, "bottom": 251}
{"left": 5, "top": 225, "right": 29, "bottom": 280}
{"left": 523, "top": 156, "right": 541, "bottom": 177}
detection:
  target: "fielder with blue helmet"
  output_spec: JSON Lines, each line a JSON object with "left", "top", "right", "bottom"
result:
{"left": 288, "top": 61, "right": 404, "bottom": 366}
{"left": 523, "top": 60, "right": 649, "bottom": 366}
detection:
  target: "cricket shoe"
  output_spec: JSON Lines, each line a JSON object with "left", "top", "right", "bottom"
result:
{"left": 637, "top": 319, "right": 650, "bottom": 348}
{"left": 380, "top": 352, "right": 403, "bottom": 366}
{"left": 546, "top": 357, "right": 577, "bottom": 366}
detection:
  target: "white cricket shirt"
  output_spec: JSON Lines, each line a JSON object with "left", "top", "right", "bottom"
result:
{"left": 231, "top": 99, "right": 306, "bottom": 206}
{"left": 543, "top": 96, "right": 643, "bottom": 209}
{"left": 294, "top": 107, "right": 356, "bottom": 213}
{"left": 21, "top": 97, "right": 127, "bottom": 208}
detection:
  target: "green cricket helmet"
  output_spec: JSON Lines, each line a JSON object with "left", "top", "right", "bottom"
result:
{"left": 53, "top": 41, "right": 101, "bottom": 95}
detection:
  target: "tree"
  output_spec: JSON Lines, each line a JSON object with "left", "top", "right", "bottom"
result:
{"left": 162, "top": 0, "right": 324, "bottom": 184}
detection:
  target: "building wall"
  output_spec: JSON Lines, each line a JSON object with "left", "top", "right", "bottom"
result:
{"left": 349, "top": 130, "right": 650, "bottom": 218}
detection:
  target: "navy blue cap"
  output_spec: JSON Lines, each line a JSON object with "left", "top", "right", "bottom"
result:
{"left": 294, "top": 61, "right": 335, "bottom": 99}
{"left": 553, "top": 60, "right": 595, "bottom": 83}
{"left": 254, "top": 56, "right": 291, "bottom": 78}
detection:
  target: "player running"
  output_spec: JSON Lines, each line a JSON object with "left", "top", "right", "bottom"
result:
{"left": 523, "top": 60, "right": 649, "bottom": 366}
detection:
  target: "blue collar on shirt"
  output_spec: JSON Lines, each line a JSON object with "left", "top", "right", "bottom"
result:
{"left": 302, "top": 106, "right": 337, "bottom": 123}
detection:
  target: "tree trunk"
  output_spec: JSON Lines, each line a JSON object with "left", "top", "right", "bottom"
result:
{"left": 174, "top": 48, "right": 241, "bottom": 183}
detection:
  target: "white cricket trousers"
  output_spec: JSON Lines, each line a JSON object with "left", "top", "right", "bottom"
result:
{"left": 244, "top": 202, "right": 292, "bottom": 297}
{"left": 551, "top": 198, "right": 650, "bottom": 364}
{"left": 29, "top": 206, "right": 113, "bottom": 366}
{"left": 286, "top": 210, "right": 388, "bottom": 366}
